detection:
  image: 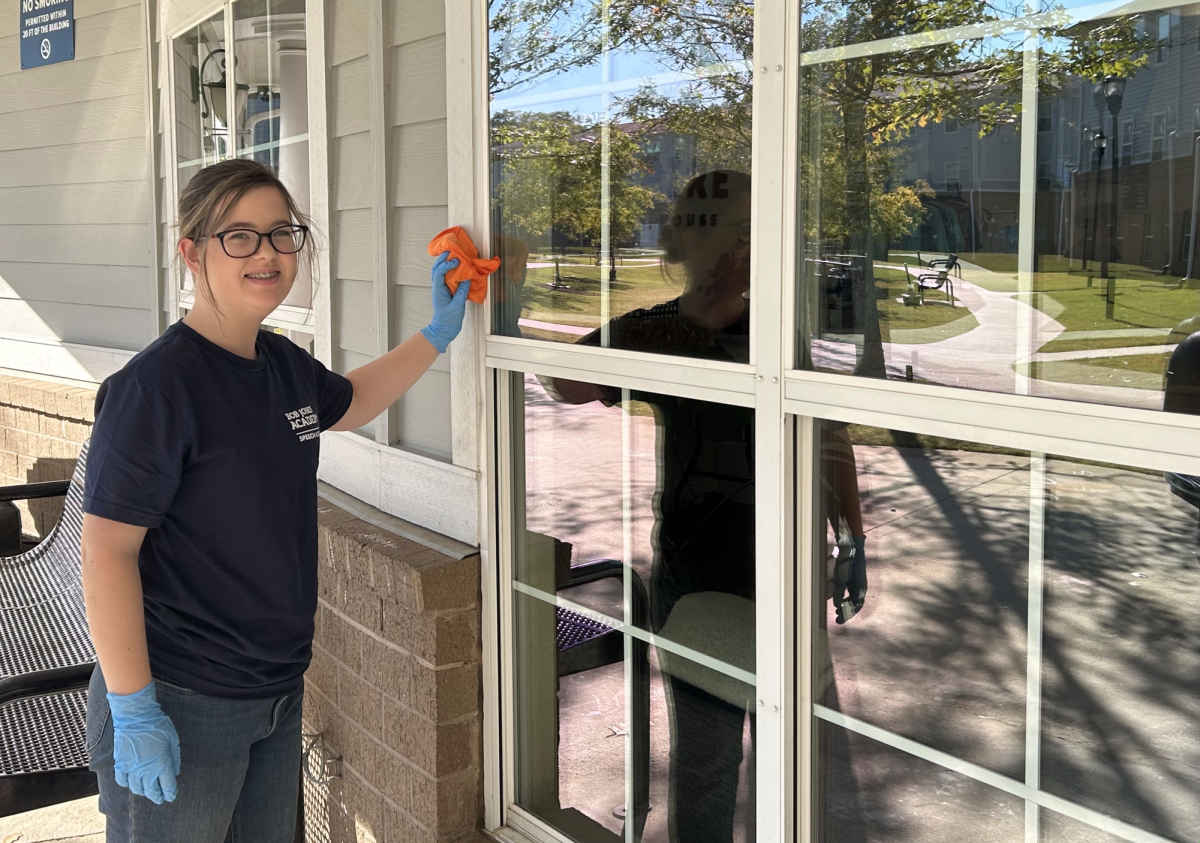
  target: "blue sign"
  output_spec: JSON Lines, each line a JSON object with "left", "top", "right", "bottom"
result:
{"left": 20, "top": 0, "right": 74, "bottom": 70}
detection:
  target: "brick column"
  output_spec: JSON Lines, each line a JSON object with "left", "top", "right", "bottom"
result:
{"left": 304, "top": 499, "right": 486, "bottom": 843}
{"left": 0, "top": 375, "right": 96, "bottom": 538}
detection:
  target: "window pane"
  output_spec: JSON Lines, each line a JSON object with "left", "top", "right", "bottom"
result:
{"left": 813, "top": 423, "right": 1030, "bottom": 777}
{"left": 809, "top": 420, "right": 1200, "bottom": 842}
{"left": 511, "top": 372, "right": 755, "bottom": 842}
{"left": 816, "top": 721, "right": 1025, "bottom": 843}
{"left": 489, "top": 1, "right": 754, "bottom": 363}
{"left": 232, "top": 0, "right": 312, "bottom": 310}
{"left": 173, "top": 12, "right": 226, "bottom": 195}
{"left": 795, "top": 4, "right": 1200, "bottom": 413}
{"left": 1039, "top": 457, "right": 1199, "bottom": 841}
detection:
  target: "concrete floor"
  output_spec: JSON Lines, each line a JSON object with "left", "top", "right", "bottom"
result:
{"left": 0, "top": 796, "right": 103, "bottom": 843}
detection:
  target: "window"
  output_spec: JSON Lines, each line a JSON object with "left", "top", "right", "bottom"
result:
{"left": 483, "top": 3, "right": 1200, "bottom": 843}
{"left": 1151, "top": 113, "right": 1166, "bottom": 161}
{"left": 1121, "top": 120, "right": 1134, "bottom": 167}
{"left": 170, "top": 0, "right": 313, "bottom": 337}
{"left": 1142, "top": 212, "right": 1155, "bottom": 263}
{"left": 1156, "top": 12, "right": 1170, "bottom": 62}
{"left": 1037, "top": 100, "right": 1052, "bottom": 133}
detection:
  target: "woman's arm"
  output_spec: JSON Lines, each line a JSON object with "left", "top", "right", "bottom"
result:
{"left": 330, "top": 252, "right": 469, "bottom": 432}
{"left": 81, "top": 513, "right": 152, "bottom": 695}
{"left": 330, "top": 333, "right": 441, "bottom": 431}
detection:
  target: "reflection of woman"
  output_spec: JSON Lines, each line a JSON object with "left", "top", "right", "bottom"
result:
{"left": 551, "top": 172, "right": 758, "bottom": 842}
{"left": 541, "top": 171, "right": 868, "bottom": 841}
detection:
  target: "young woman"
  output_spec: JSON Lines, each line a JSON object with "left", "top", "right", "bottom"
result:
{"left": 80, "top": 158, "right": 471, "bottom": 841}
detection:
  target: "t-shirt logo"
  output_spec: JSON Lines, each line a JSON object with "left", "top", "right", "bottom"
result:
{"left": 285, "top": 405, "right": 320, "bottom": 442}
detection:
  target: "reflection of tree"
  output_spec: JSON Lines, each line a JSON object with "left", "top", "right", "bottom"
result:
{"left": 493, "top": 110, "right": 661, "bottom": 261}
{"left": 489, "top": 0, "right": 1149, "bottom": 374}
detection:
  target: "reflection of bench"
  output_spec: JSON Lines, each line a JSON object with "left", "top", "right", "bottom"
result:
{"left": 556, "top": 558, "right": 650, "bottom": 837}
{"left": 904, "top": 262, "right": 956, "bottom": 305}
{"left": 0, "top": 441, "right": 98, "bottom": 817}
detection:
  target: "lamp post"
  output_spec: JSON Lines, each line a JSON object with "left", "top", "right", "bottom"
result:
{"left": 1090, "top": 130, "right": 1107, "bottom": 270}
{"left": 1100, "top": 76, "right": 1126, "bottom": 280}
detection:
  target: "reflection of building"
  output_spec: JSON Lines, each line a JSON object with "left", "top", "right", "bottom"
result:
{"left": 895, "top": 13, "right": 1199, "bottom": 273}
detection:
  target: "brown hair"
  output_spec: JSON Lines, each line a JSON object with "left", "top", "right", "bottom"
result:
{"left": 176, "top": 158, "right": 318, "bottom": 316}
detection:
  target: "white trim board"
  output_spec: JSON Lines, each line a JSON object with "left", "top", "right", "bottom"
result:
{"left": 318, "top": 429, "right": 480, "bottom": 546}
{"left": 0, "top": 335, "right": 137, "bottom": 384}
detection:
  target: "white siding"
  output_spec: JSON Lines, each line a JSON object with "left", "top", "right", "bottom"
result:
{"left": 0, "top": 0, "right": 155, "bottom": 382}
{"left": 390, "top": 4, "right": 450, "bottom": 458}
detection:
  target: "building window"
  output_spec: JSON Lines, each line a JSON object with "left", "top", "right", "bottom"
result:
{"left": 1121, "top": 120, "right": 1134, "bottom": 167}
{"left": 1151, "top": 113, "right": 1166, "bottom": 161}
{"left": 944, "top": 117, "right": 960, "bottom": 133}
{"left": 1156, "top": 12, "right": 1170, "bottom": 62}
{"left": 171, "top": 0, "right": 312, "bottom": 330}
{"left": 1037, "top": 100, "right": 1052, "bottom": 133}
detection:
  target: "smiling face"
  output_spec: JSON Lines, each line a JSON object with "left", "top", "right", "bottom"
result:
{"left": 179, "top": 185, "right": 298, "bottom": 323}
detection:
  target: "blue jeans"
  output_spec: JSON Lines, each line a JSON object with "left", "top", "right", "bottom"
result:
{"left": 86, "top": 666, "right": 303, "bottom": 843}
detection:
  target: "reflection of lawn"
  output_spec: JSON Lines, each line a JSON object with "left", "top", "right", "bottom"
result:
{"left": 872, "top": 268, "right": 979, "bottom": 344}
{"left": 1014, "top": 354, "right": 1167, "bottom": 392}
{"left": 521, "top": 264, "right": 982, "bottom": 342}
{"left": 1021, "top": 272, "right": 1195, "bottom": 353}
{"left": 521, "top": 264, "right": 681, "bottom": 329}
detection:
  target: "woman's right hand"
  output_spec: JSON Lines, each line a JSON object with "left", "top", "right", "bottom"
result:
{"left": 107, "top": 681, "right": 181, "bottom": 804}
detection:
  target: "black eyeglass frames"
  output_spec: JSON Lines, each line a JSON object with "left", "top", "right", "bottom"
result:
{"left": 210, "top": 224, "right": 309, "bottom": 258}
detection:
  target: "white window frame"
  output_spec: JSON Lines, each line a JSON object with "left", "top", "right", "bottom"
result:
{"left": 472, "top": 1, "right": 1200, "bottom": 843}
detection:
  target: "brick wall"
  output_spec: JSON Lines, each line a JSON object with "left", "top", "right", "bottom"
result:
{"left": 0, "top": 375, "right": 96, "bottom": 539}
{"left": 299, "top": 497, "right": 485, "bottom": 843}
{"left": 2, "top": 373, "right": 489, "bottom": 843}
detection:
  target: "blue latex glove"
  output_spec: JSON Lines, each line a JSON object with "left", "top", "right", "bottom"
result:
{"left": 419, "top": 251, "right": 471, "bottom": 353}
{"left": 107, "top": 681, "right": 181, "bottom": 804}
{"left": 832, "top": 534, "right": 868, "bottom": 625}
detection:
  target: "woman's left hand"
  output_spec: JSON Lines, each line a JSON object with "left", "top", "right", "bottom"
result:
{"left": 420, "top": 251, "right": 471, "bottom": 353}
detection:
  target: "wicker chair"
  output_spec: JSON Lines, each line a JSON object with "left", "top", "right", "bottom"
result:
{"left": 0, "top": 441, "right": 98, "bottom": 817}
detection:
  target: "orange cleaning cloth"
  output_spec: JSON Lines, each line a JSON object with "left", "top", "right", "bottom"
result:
{"left": 427, "top": 226, "right": 500, "bottom": 304}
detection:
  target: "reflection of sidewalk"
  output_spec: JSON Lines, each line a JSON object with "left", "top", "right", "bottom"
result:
{"left": 811, "top": 265, "right": 1165, "bottom": 409}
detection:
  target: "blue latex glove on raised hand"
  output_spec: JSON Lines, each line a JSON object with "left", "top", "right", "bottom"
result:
{"left": 107, "top": 681, "right": 181, "bottom": 805}
{"left": 419, "top": 251, "right": 471, "bottom": 353}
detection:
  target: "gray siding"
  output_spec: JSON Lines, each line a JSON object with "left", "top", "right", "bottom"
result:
{"left": 389, "top": 1, "right": 449, "bottom": 457}
{"left": 0, "top": 0, "right": 154, "bottom": 376}
{"left": 325, "top": 0, "right": 452, "bottom": 457}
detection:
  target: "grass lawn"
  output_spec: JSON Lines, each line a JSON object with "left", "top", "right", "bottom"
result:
{"left": 1014, "top": 353, "right": 1168, "bottom": 392}
{"left": 871, "top": 267, "right": 980, "bottom": 344}
{"left": 520, "top": 264, "right": 682, "bottom": 329}
{"left": 518, "top": 263, "right": 981, "bottom": 344}
{"left": 1020, "top": 273, "right": 1196, "bottom": 353}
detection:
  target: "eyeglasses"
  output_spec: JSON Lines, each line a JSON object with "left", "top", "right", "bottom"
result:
{"left": 210, "top": 224, "right": 309, "bottom": 258}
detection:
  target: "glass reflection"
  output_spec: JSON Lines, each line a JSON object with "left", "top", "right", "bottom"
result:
{"left": 1040, "top": 457, "right": 1199, "bottom": 842}
{"left": 174, "top": 13, "right": 227, "bottom": 196}
{"left": 512, "top": 373, "right": 755, "bottom": 842}
{"left": 233, "top": 0, "right": 312, "bottom": 310}
{"left": 489, "top": 0, "right": 754, "bottom": 358}
{"left": 813, "top": 424, "right": 1200, "bottom": 841}
{"left": 797, "top": 3, "right": 1199, "bottom": 411}
{"left": 815, "top": 425, "right": 1031, "bottom": 778}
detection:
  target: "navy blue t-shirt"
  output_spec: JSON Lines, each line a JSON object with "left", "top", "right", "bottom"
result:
{"left": 83, "top": 321, "right": 354, "bottom": 699}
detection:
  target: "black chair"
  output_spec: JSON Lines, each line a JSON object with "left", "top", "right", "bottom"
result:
{"left": 0, "top": 441, "right": 98, "bottom": 817}
{"left": 556, "top": 558, "right": 651, "bottom": 839}
{"left": 906, "top": 255, "right": 957, "bottom": 305}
